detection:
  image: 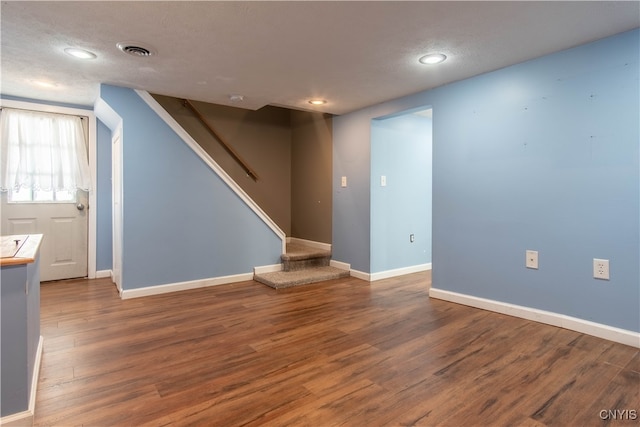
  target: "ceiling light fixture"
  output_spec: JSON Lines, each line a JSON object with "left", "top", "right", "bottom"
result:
{"left": 229, "top": 94, "right": 244, "bottom": 102}
{"left": 308, "top": 99, "right": 327, "bottom": 105}
{"left": 32, "top": 80, "right": 58, "bottom": 88}
{"left": 418, "top": 53, "right": 447, "bottom": 65}
{"left": 64, "top": 47, "right": 97, "bottom": 60}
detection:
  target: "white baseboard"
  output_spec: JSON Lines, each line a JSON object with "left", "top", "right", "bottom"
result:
{"left": 336, "top": 263, "right": 432, "bottom": 282}
{"left": 329, "top": 260, "right": 351, "bottom": 271}
{"left": 29, "top": 336, "right": 43, "bottom": 419}
{"left": 287, "top": 237, "right": 331, "bottom": 252}
{"left": 370, "top": 263, "right": 432, "bottom": 282}
{"left": 0, "top": 408, "right": 33, "bottom": 427}
{"left": 349, "top": 269, "right": 370, "bottom": 281}
{"left": 429, "top": 288, "right": 640, "bottom": 348}
{"left": 95, "top": 269, "right": 112, "bottom": 279}
{"left": 254, "top": 264, "right": 282, "bottom": 274}
{"left": 1, "top": 335, "right": 43, "bottom": 427}
{"left": 120, "top": 273, "right": 254, "bottom": 299}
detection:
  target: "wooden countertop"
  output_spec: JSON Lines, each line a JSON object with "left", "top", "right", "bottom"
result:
{"left": 1, "top": 234, "right": 44, "bottom": 266}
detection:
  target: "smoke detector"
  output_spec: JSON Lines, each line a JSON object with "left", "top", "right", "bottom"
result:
{"left": 116, "top": 41, "right": 157, "bottom": 57}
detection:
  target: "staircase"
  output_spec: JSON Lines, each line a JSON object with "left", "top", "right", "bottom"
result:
{"left": 254, "top": 242, "right": 350, "bottom": 289}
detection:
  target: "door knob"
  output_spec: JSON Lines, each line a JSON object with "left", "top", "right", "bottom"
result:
{"left": 76, "top": 203, "right": 85, "bottom": 211}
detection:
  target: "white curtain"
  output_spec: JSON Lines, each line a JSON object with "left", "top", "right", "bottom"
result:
{"left": 0, "top": 108, "right": 91, "bottom": 193}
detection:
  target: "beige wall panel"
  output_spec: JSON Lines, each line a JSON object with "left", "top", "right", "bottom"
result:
{"left": 290, "top": 111, "right": 333, "bottom": 244}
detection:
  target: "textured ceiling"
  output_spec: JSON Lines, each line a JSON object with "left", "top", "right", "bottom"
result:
{"left": 1, "top": 1, "right": 639, "bottom": 115}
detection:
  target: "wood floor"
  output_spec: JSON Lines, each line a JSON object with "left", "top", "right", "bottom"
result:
{"left": 35, "top": 272, "right": 638, "bottom": 426}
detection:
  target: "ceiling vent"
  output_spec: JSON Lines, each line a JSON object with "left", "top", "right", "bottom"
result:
{"left": 116, "top": 41, "right": 156, "bottom": 57}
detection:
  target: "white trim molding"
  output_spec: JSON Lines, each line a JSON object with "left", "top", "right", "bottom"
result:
{"left": 333, "top": 262, "right": 431, "bottom": 282}
{"left": 121, "top": 273, "right": 254, "bottom": 299}
{"left": 0, "top": 335, "right": 43, "bottom": 427}
{"left": 329, "top": 259, "right": 351, "bottom": 271}
{"left": 95, "top": 269, "right": 112, "bottom": 279}
{"left": 135, "top": 90, "right": 286, "bottom": 255}
{"left": 1, "top": 410, "right": 33, "bottom": 427}
{"left": 370, "top": 263, "right": 432, "bottom": 282}
{"left": 429, "top": 288, "right": 640, "bottom": 348}
{"left": 349, "top": 269, "right": 370, "bottom": 281}
{"left": 254, "top": 264, "right": 282, "bottom": 274}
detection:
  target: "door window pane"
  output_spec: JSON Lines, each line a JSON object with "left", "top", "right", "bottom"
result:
{"left": 8, "top": 188, "right": 76, "bottom": 203}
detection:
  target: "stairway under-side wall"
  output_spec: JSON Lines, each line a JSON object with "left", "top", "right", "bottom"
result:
{"left": 151, "top": 94, "right": 335, "bottom": 244}
{"left": 254, "top": 242, "right": 350, "bottom": 289}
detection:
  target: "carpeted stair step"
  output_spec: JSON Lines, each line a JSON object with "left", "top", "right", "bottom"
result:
{"left": 282, "top": 244, "right": 331, "bottom": 271}
{"left": 254, "top": 266, "right": 350, "bottom": 289}
{"left": 254, "top": 242, "right": 350, "bottom": 289}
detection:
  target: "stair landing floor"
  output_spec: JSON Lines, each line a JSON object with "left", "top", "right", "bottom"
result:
{"left": 254, "top": 242, "right": 350, "bottom": 289}
{"left": 254, "top": 265, "right": 350, "bottom": 289}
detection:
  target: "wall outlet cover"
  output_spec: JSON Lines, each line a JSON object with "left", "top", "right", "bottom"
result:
{"left": 593, "top": 258, "right": 610, "bottom": 280}
{"left": 526, "top": 250, "right": 538, "bottom": 269}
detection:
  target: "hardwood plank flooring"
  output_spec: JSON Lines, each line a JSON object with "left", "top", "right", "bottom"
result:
{"left": 34, "top": 273, "right": 639, "bottom": 426}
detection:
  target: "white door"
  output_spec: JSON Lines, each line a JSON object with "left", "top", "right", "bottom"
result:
{"left": 0, "top": 101, "right": 96, "bottom": 282}
{"left": 1, "top": 191, "right": 88, "bottom": 281}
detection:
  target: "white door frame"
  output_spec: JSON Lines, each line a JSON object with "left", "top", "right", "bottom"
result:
{"left": 111, "top": 128, "right": 123, "bottom": 293}
{"left": 0, "top": 98, "right": 97, "bottom": 279}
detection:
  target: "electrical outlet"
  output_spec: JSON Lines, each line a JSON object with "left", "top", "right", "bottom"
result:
{"left": 526, "top": 250, "right": 538, "bottom": 269}
{"left": 593, "top": 258, "right": 610, "bottom": 280}
{"left": 410, "top": 234, "right": 415, "bottom": 243}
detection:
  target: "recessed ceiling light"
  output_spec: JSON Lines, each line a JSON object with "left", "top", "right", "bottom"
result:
{"left": 308, "top": 99, "right": 327, "bottom": 105}
{"left": 32, "top": 80, "right": 58, "bottom": 88}
{"left": 64, "top": 47, "right": 97, "bottom": 60}
{"left": 418, "top": 53, "right": 447, "bottom": 65}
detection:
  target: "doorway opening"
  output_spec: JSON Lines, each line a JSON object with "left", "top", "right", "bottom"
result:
{"left": 0, "top": 100, "right": 97, "bottom": 281}
{"left": 370, "top": 106, "right": 432, "bottom": 277}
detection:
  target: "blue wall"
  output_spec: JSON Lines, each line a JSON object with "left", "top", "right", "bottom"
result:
{"left": 1, "top": 257, "right": 40, "bottom": 417}
{"left": 96, "top": 120, "right": 112, "bottom": 271}
{"left": 333, "top": 29, "right": 639, "bottom": 332}
{"left": 371, "top": 112, "right": 432, "bottom": 273}
{"left": 98, "top": 85, "right": 282, "bottom": 290}
{"left": 332, "top": 108, "right": 372, "bottom": 273}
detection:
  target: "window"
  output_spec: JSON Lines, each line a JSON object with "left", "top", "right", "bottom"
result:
{"left": 8, "top": 187, "right": 76, "bottom": 203}
{"left": 0, "top": 108, "right": 91, "bottom": 203}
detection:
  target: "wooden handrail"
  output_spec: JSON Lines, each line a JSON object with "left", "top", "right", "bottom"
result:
{"left": 182, "top": 99, "right": 259, "bottom": 181}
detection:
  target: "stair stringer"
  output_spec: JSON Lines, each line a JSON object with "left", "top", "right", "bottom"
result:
{"left": 136, "top": 90, "right": 286, "bottom": 255}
